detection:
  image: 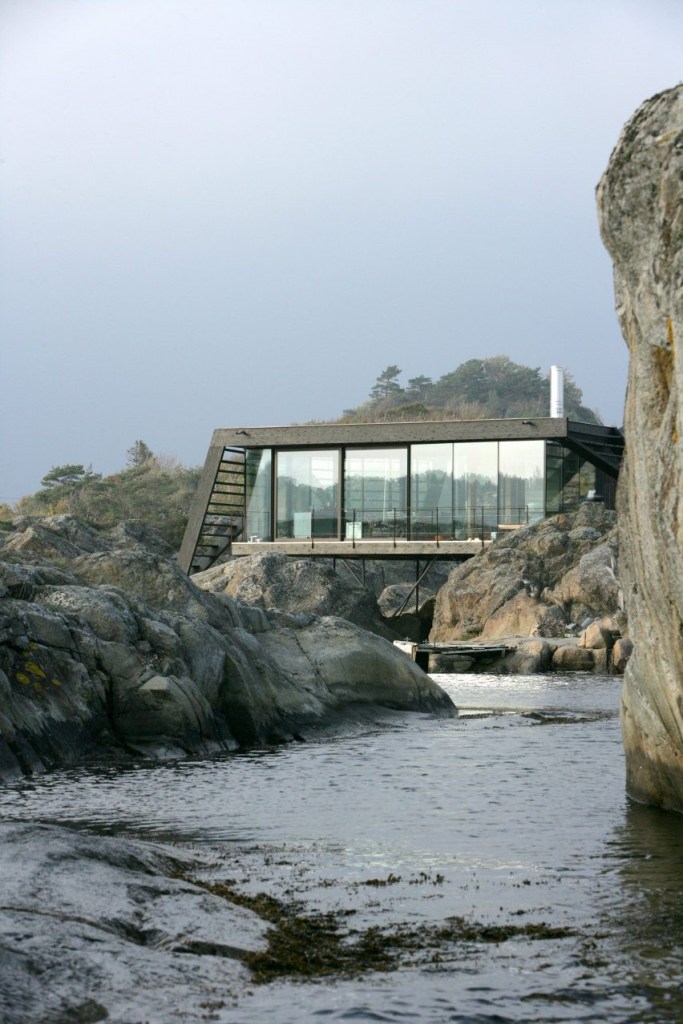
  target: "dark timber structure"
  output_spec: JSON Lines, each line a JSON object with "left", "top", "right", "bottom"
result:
{"left": 178, "top": 417, "right": 623, "bottom": 575}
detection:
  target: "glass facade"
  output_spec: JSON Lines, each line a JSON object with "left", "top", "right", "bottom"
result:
{"left": 234, "top": 438, "right": 602, "bottom": 543}
{"left": 410, "top": 443, "right": 453, "bottom": 538}
{"left": 410, "top": 442, "right": 499, "bottom": 539}
{"left": 275, "top": 450, "right": 339, "bottom": 539}
{"left": 344, "top": 448, "right": 407, "bottom": 538}
{"left": 453, "top": 442, "right": 498, "bottom": 538}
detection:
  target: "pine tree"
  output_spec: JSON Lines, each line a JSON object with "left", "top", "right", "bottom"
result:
{"left": 369, "top": 365, "right": 403, "bottom": 402}
{"left": 405, "top": 375, "right": 433, "bottom": 399}
{"left": 40, "top": 464, "right": 87, "bottom": 488}
{"left": 126, "top": 440, "right": 154, "bottom": 468}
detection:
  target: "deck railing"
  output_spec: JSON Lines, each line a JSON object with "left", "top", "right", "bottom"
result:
{"left": 340, "top": 505, "right": 533, "bottom": 546}
{"left": 243, "top": 505, "right": 538, "bottom": 546}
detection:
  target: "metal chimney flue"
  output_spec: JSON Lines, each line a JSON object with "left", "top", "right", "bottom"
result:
{"left": 550, "top": 365, "right": 565, "bottom": 418}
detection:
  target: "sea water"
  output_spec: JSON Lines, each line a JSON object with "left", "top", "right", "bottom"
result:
{"left": 3, "top": 673, "right": 683, "bottom": 1023}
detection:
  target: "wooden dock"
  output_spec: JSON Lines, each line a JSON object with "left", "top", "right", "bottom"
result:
{"left": 394, "top": 640, "right": 514, "bottom": 671}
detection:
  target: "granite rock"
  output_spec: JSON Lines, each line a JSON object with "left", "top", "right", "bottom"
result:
{"left": 193, "top": 551, "right": 395, "bottom": 638}
{"left": 430, "top": 506, "right": 621, "bottom": 643}
{"left": 0, "top": 822, "right": 266, "bottom": 1023}
{"left": 597, "top": 84, "right": 683, "bottom": 809}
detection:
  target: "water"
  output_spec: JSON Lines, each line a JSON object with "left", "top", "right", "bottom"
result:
{"left": 3, "top": 672, "right": 683, "bottom": 1022}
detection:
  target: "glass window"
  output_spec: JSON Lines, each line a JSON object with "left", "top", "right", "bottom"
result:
{"left": 499, "top": 440, "right": 545, "bottom": 525}
{"left": 344, "top": 448, "right": 407, "bottom": 538}
{"left": 452, "top": 442, "right": 498, "bottom": 539}
{"left": 579, "top": 459, "right": 597, "bottom": 501}
{"left": 545, "top": 442, "right": 567, "bottom": 514}
{"left": 276, "top": 450, "right": 339, "bottom": 539}
{"left": 410, "top": 443, "right": 453, "bottom": 538}
{"left": 545, "top": 442, "right": 596, "bottom": 513}
{"left": 245, "top": 448, "right": 272, "bottom": 540}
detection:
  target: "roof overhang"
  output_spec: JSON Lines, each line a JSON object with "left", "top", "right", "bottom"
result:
{"left": 212, "top": 416, "right": 571, "bottom": 449}
{"left": 211, "top": 417, "right": 624, "bottom": 478}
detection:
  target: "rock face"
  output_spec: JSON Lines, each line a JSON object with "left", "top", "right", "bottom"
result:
{"left": 195, "top": 555, "right": 448, "bottom": 642}
{"left": 430, "top": 505, "right": 622, "bottom": 644}
{"left": 0, "top": 517, "right": 455, "bottom": 782}
{"left": 597, "top": 85, "right": 683, "bottom": 810}
{"left": 0, "top": 822, "right": 266, "bottom": 1022}
{"left": 194, "top": 552, "right": 395, "bottom": 638}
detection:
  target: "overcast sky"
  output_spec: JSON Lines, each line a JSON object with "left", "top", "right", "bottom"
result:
{"left": 1, "top": 0, "right": 681, "bottom": 501}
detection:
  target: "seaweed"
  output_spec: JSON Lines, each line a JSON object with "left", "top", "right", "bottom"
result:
{"left": 190, "top": 877, "right": 575, "bottom": 985}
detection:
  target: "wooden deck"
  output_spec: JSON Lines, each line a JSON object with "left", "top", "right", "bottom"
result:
{"left": 394, "top": 639, "right": 514, "bottom": 671}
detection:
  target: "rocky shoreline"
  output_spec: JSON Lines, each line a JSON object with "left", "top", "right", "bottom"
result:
{"left": 428, "top": 625, "right": 631, "bottom": 676}
{"left": 0, "top": 822, "right": 260, "bottom": 1024}
{"left": 195, "top": 502, "right": 631, "bottom": 678}
{"left": 0, "top": 495, "right": 634, "bottom": 787}
{"left": 0, "top": 516, "right": 454, "bottom": 784}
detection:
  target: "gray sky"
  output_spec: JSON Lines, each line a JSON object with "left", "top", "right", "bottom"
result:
{"left": 2, "top": 0, "right": 681, "bottom": 502}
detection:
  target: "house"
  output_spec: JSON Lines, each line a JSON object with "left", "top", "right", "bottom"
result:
{"left": 178, "top": 416, "right": 623, "bottom": 574}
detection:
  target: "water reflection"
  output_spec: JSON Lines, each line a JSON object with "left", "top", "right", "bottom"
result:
{"left": 608, "top": 804, "right": 683, "bottom": 945}
{"left": 577, "top": 803, "right": 683, "bottom": 1023}
{"left": 611, "top": 802, "right": 683, "bottom": 886}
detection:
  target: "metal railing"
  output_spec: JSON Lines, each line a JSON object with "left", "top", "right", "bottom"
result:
{"left": 341, "top": 505, "right": 529, "bottom": 547}
{"left": 242, "top": 505, "right": 538, "bottom": 547}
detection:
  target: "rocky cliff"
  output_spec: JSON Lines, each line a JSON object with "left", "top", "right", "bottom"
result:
{"left": 597, "top": 85, "right": 683, "bottom": 810}
{"left": 0, "top": 516, "right": 454, "bottom": 783}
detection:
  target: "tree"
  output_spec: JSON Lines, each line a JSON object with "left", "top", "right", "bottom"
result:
{"left": 337, "top": 354, "right": 603, "bottom": 424}
{"left": 17, "top": 455, "right": 200, "bottom": 548}
{"left": 126, "top": 440, "right": 154, "bottom": 468}
{"left": 40, "top": 464, "right": 88, "bottom": 488}
{"left": 405, "top": 375, "right": 433, "bottom": 400}
{"left": 369, "top": 365, "right": 403, "bottom": 403}
{"left": 559, "top": 370, "right": 601, "bottom": 424}
{"left": 430, "top": 360, "right": 491, "bottom": 408}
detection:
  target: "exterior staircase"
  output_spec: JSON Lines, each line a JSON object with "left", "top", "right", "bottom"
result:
{"left": 178, "top": 447, "right": 246, "bottom": 574}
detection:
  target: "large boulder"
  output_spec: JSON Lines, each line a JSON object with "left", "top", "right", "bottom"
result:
{"left": 430, "top": 506, "right": 620, "bottom": 643}
{"left": 597, "top": 84, "right": 683, "bottom": 810}
{"left": 0, "top": 517, "right": 454, "bottom": 780}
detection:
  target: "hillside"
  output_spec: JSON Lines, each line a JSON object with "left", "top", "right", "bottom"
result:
{"left": 336, "top": 356, "right": 601, "bottom": 424}
{"left": 5, "top": 443, "right": 200, "bottom": 550}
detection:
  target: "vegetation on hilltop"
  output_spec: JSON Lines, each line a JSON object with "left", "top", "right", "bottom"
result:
{"left": 5, "top": 441, "right": 200, "bottom": 549}
{"left": 338, "top": 356, "right": 600, "bottom": 424}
